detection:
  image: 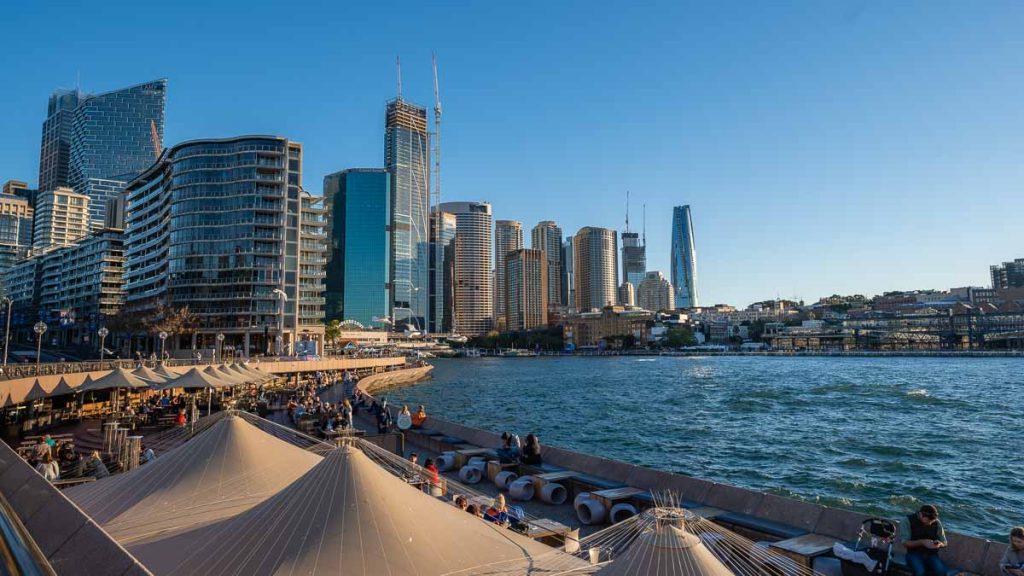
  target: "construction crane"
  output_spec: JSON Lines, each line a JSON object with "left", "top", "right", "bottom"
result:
{"left": 432, "top": 52, "right": 445, "bottom": 333}
{"left": 150, "top": 119, "right": 162, "bottom": 158}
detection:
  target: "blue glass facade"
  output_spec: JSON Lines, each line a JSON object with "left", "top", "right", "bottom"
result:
{"left": 385, "top": 98, "right": 431, "bottom": 332}
{"left": 69, "top": 79, "right": 166, "bottom": 228}
{"left": 671, "top": 205, "right": 699, "bottom": 308}
{"left": 324, "top": 169, "right": 391, "bottom": 326}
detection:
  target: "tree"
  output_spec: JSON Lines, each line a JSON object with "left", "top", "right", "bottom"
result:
{"left": 324, "top": 319, "right": 341, "bottom": 352}
{"left": 663, "top": 326, "right": 697, "bottom": 348}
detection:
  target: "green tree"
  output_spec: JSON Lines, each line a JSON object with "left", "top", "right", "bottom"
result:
{"left": 324, "top": 319, "right": 341, "bottom": 352}
{"left": 663, "top": 326, "right": 697, "bottom": 348}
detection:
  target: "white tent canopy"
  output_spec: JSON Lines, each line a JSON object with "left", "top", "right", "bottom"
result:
{"left": 132, "top": 365, "right": 170, "bottom": 384}
{"left": 133, "top": 445, "right": 571, "bottom": 575}
{"left": 157, "top": 367, "right": 230, "bottom": 390}
{"left": 79, "top": 368, "right": 152, "bottom": 392}
{"left": 66, "top": 414, "right": 321, "bottom": 546}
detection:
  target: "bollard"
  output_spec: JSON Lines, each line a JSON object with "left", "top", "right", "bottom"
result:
{"left": 124, "top": 436, "right": 142, "bottom": 471}
{"left": 103, "top": 422, "right": 118, "bottom": 454}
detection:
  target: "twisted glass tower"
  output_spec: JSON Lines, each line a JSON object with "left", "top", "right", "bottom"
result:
{"left": 671, "top": 205, "right": 699, "bottom": 308}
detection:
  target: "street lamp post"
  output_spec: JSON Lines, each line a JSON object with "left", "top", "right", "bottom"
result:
{"left": 272, "top": 288, "right": 287, "bottom": 356}
{"left": 159, "top": 331, "right": 168, "bottom": 364}
{"left": 33, "top": 321, "right": 47, "bottom": 376}
{"left": 2, "top": 296, "right": 11, "bottom": 368}
{"left": 98, "top": 327, "right": 109, "bottom": 363}
{"left": 215, "top": 333, "right": 225, "bottom": 363}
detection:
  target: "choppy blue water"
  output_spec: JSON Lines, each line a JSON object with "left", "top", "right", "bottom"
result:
{"left": 386, "top": 356, "right": 1020, "bottom": 539}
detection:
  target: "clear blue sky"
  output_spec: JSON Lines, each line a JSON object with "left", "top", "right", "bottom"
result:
{"left": 2, "top": 1, "right": 1022, "bottom": 307}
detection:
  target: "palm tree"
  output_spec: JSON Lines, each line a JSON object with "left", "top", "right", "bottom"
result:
{"left": 324, "top": 319, "right": 341, "bottom": 354}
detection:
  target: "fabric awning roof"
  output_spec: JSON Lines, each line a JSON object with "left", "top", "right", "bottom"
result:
{"left": 157, "top": 367, "right": 229, "bottom": 390}
{"left": 50, "top": 377, "right": 76, "bottom": 397}
{"left": 132, "top": 365, "right": 169, "bottom": 384}
{"left": 78, "top": 368, "right": 151, "bottom": 392}
{"left": 212, "top": 365, "right": 249, "bottom": 385}
{"left": 66, "top": 414, "right": 321, "bottom": 546}
{"left": 22, "top": 380, "right": 49, "bottom": 403}
{"left": 202, "top": 366, "right": 241, "bottom": 387}
{"left": 132, "top": 444, "right": 567, "bottom": 575}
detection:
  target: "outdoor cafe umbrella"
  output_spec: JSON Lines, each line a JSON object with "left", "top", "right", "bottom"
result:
{"left": 153, "top": 364, "right": 179, "bottom": 381}
{"left": 50, "top": 376, "right": 76, "bottom": 397}
{"left": 132, "top": 365, "right": 169, "bottom": 385}
{"left": 162, "top": 367, "right": 232, "bottom": 417}
{"left": 238, "top": 363, "right": 274, "bottom": 382}
{"left": 229, "top": 363, "right": 270, "bottom": 383}
{"left": 209, "top": 365, "right": 247, "bottom": 386}
{"left": 78, "top": 368, "right": 151, "bottom": 412}
{"left": 21, "top": 380, "right": 49, "bottom": 404}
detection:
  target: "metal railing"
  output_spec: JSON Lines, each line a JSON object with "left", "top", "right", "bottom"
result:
{"left": 0, "top": 491, "right": 53, "bottom": 575}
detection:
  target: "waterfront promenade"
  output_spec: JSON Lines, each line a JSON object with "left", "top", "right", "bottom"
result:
{"left": 363, "top": 362, "right": 1013, "bottom": 576}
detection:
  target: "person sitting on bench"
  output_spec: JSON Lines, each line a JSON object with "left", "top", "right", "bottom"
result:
{"left": 903, "top": 504, "right": 949, "bottom": 576}
{"left": 411, "top": 405, "right": 427, "bottom": 428}
{"left": 521, "top": 433, "right": 542, "bottom": 465}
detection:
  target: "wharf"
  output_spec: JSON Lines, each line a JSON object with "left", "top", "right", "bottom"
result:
{"left": 351, "top": 367, "right": 1010, "bottom": 576}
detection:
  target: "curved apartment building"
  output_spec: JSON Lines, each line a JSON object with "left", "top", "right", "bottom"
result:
{"left": 573, "top": 226, "right": 618, "bottom": 312}
{"left": 124, "top": 136, "right": 326, "bottom": 355}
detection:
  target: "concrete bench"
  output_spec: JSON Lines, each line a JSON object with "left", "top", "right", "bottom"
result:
{"left": 715, "top": 511, "right": 810, "bottom": 541}
{"left": 520, "top": 462, "right": 568, "bottom": 476}
{"left": 567, "top": 473, "right": 626, "bottom": 500}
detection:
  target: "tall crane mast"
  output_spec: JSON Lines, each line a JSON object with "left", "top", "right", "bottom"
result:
{"left": 432, "top": 53, "right": 445, "bottom": 333}
{"left": 150, "top": 119, "right": 162, "bottom": 158}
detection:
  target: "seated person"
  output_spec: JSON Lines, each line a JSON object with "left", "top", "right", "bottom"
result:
{"left": 484, "top": 494, "right": 510, "bottom": 525}
{"left": 496, "top": 431, "right": 520, "bottom": 463}
{"left": 1002, "top": 527, "right": 1024, "bottom": 576}
{"left": 520, "top": 433, "right": 542, "bottom": 465}
{"left": 902, "top": 504, "right": 949, "bottom": 576}
{"left": 141, "top": 446, "right": 156, "bottom": 463}
{"left": 411, "top": 405, "right": 427, "bottom": 428}
{"left": 454, "top": 496, "right": 468, "bottom": 511}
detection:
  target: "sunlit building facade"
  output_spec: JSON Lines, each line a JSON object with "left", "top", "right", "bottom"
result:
{"left": 573, "top": 226, "right": 618, "bottom": 312}
{"left": 671, "top": 205, "right": 699, "bottom": 309}
{"left": 506, "top": 248, "right": 548, "bottom": 332}
{"left": 32, "top": 187, "right": 90, "bottom": 251}
{"left": 430, "top": 210, "right": 457, "bottom": 333}
{"left": 531, "top": 221, "right": 562, "bottom": 313}
{"left": 438, "top": 201, "right": 492, "bottom": 336}
{"left": 493, "top": 220, "right": 523, "bottom": 331}
{"left": 385, "top": 98, "right": 430, "bottom": 332}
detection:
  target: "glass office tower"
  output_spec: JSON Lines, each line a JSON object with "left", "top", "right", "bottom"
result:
{"left": 438, "top": 201, "right": 492, "bottom": 336}
{"left": 69, "top": 79, "right": 166, "bottom": 228}
{"left": 621, "top": 231, "right": 646, "bottom": 290}
{"left": 671, "top": 205, "right": 699, "bottom": 308}
{"left": 38, "top": 89, "right": 83, "bottom": 193}
{"left": 323, "top": 169, "right": 391, "bottom": 326}
{"left": 385, "top": 98, "right": 430, "bottom": 333}
{"left": 430, "top": 210, "right": 457, "bottom": 333}
{"left": 531, "top": 221, "right": 563, "bottom": 312}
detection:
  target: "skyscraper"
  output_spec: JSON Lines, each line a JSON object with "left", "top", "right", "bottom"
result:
{"left": 638, "top": 271, "right": 674, "bottom": 312}
{"left": 531, "top": 221, "right": 563, "bottom": 313}
{"left": 124, "top": 136, "right": 326, "bottom": 356}
{"left": 618, "top": 282, "right": 636, "bottom": 307}
{"left": 493, "top": 220, "right": 523, "bottom": 330}
{"left": 990, "top": 258, "right": 1024, "bottom": 289}
{"left": 68, "top": 79, "right": 167, "bottom": 229}
{"left": 430, "top": 210, "right": 457, "bottom": 333}
{"left": 38, "top": 89, "right": 83, "bottom": 193}
{"left": 561, "top": 236, "right": 575, "bottom": 311}
{"left": 573, "top": 227, "right": 618, "bottom": 312}
{"left": 621, "top": 230, "right": 646, "bottom": 291}
{"left": 323, "top": 169, "right": 391, "bottom": 327}
{"left": 671, "top": 205, "right": 699, "bottom": 309}
{"left": 506, "top": 248, "right": 548, "bottom": 332}
{"left": 385, "top": 98, "right": 431, "bottom": 333}
{"left": 438, "top": 201, "right": 492, "bottom": 336}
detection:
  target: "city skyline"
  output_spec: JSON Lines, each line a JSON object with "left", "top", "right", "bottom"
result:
{"left": 2, "top": 2, "right": 1023, "bottom": 306}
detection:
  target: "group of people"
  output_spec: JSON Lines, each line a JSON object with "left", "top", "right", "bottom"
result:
{"left": 453, "top": 493, "right": 526, "bottom": 532}
{"left": 21, "top": 433, "right": 155, "bottom": 483}
{"left": 496, "top": 431, "right": 542, "bottom": 465}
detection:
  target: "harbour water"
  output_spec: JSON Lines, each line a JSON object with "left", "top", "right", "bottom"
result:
{"left": 386, "top": 356, "right": 1020, "bottom": 539}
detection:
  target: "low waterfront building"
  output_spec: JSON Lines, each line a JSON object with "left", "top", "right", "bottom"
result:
{"left": 563, "top": 305, "right": 653, "bottom": 348}
{"left": 32, "top": 187, "right": 90, "bottom": 251}
{"left": 505, "top": 248, "right": 548, "bottom": 332}
{"left": 637, "top": 271, "right": 673, "bottom": 312}
{"left": 124, "top": 135, "right": 326, "bottom": 356}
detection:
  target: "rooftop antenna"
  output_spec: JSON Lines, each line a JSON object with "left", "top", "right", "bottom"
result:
{"left": 642, "top": 202, "right": 647, "bottom": 246}
{"left": 625, "top": 190, "right": 630, "bottom": 233}
{"left": 396, "top": 55, "right": 403, "bottom": 99}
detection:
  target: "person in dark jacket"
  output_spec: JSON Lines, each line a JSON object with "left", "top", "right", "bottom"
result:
{"left": 521, "top": 433, "right": 542, "bottom": 465}
{"left": 902, "top": 504, "right": 949, "bottom": 576}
